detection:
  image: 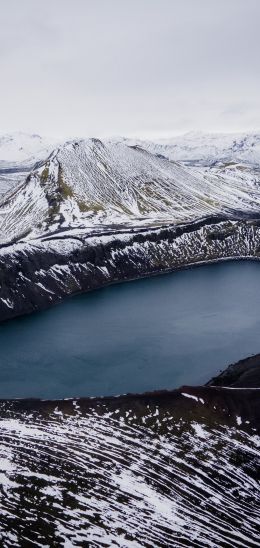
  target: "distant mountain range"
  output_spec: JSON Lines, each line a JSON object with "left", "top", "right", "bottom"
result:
{"left": 117, "top": 131, "right": 260, "bottom": 166}
{"left": 0, "top": 132, "right": 58, "bottom": 198}
{"left": 1, "top": 129, "right": 260, "bottom": 195}
{"left": 2, "top": 130, "right": 260, "bottom": 167}
{"left": 0, "top": 132, "right": 58, "bottom": 168}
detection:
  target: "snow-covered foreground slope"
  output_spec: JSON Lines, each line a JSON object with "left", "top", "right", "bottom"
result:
{"left": 0, "top": 385, "right": 259, "bottom": 547}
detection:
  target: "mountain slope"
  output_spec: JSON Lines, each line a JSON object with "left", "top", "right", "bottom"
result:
{"left": 0, "top": 132, "right": 58, "bottom": 198}
{"left": 1, "top": 136, "right": 260, "bottom": 320}
{"left": 1, "top": 138, "right": 260, "bottom": 246}
{"left": 0, "top": 383, "right": 259, "bottom": 547}
{"left": 0, "top": 132, "right": 58, "bottom": 169}
{"left": 116, "top": 131, "right": 260, "bottom": 166}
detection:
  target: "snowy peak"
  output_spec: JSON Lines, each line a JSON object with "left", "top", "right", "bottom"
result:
{"left": 115, "top": 132, "right": 260, "bottom": 166}
{"left": 1, "top": 136, "right": 260, "bottom": 246}
{"left": 1, "top": 135, "right": 260, "bottom": 324}
{"left": 1, "top": 130, "right": 260, "bottom": 169}
{"left": 0, "top": 132, "right": 58, "bottom": 169}
{"left": 0, "top": 132, "right": 60, "bottom": 199}
{"left": 38, "top": 137, "right": 260, "bottom": 225}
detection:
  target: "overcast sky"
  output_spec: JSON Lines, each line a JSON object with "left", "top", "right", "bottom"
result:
{"left": 0, "top": 0, "right": 259, "bottom": 138}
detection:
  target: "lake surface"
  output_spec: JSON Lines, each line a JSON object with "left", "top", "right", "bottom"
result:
{"left": 0, "top": 261, "right": 260, "bottom": 398}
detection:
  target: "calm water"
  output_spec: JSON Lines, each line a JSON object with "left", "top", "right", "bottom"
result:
{"left": 0, "top": 261, "right": 260, "bottom": 399}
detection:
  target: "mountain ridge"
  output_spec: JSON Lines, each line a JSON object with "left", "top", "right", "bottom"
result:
{"left": 0, "top": 133, "right": 260, "bottom": 320}
{"left": 114, "top": 130, "right": 260, "bottom": 166}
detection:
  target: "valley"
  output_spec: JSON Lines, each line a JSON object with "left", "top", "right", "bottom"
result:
{"left": 0, "top": 132, "right": 259, "bottom": 547}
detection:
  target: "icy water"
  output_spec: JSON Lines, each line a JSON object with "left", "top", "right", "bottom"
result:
{"left": 1, "top": 261, "right": 260, "bottom": 398}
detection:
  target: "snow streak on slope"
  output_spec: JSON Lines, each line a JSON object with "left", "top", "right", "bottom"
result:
{"left": 0, "top": 172, "right": 27, "bottom": 199}
{"left": 0, "top": 174, "right": 49, "bottom": 244}
{"left": 0, "top": 389, "right": 259, "bottom": 547}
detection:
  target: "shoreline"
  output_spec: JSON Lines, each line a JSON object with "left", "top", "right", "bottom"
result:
{"left": 1, "top": 213, "right": 260, "bottom": 321}
{"left": 1, "top": 253, "right": 260, "bottom": 327}
{"left": 0, "top": 350, "right": 259, "bottom": 406}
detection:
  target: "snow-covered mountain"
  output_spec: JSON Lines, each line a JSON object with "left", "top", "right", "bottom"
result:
{"left": 0, "top": 132, "right": 58, "bottom": 197}
{"left": 2, "top": 129, "right": 260, "bottom": 170}
{"left": 0, "top": 133, "right": 260, "bottom": 320}
{"left": 1, "top": 130, "right": 260, "bottom": 199}
{"left": 116, "top": 131, "right": 260, "bottom": 166}
{"left": 0, "top": 132, "right": 58, "bottom": 168}
{"left": 1, "top": 137, "right": 260, "bottom": 246}
{"left": 0, "top": 133, "right": 259, "bottom": 547}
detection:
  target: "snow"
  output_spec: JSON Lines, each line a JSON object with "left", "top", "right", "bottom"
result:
{"left": 115, "top": 131, "right": 260, "bottom": 166}
{"left": 192, "top": 422, "right": 210, "bottom": 439}
{"left": 0, "top": 132, "right": 59, "bottom": 199}
{"left": 0, "top": 397, "right": 258, "bottom": 547}
{"left": 0, "top": 298, "right": 14, "bottom": 309}
{"left": 1, "top": 133, "right": 260, "bottom": 248}
{"left": 0, "top": 133, "right": 259, "bottom": 545}
{"left": 181, "top": 392, "right": 199, "bottom": 402}
{"left": 0, "top": 132, "right": 58, "bottom": 167}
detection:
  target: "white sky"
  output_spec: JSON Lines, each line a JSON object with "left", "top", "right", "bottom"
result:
{"left": 0, "top": 0, "right": 259, "bottom": 138}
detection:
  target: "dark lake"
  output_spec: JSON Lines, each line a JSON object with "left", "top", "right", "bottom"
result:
{"left": 0, "top": 261, "right": 260, "bottom": 399}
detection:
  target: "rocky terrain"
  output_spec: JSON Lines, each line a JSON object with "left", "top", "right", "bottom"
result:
{"left": 0, "top": 358, "right": 259, "bottom": 547}
{"left": 1, "top": 132, "right": 260, "bottom": 321}
{"left": 208, "top": 353, "right": 260, "bottom": 388}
